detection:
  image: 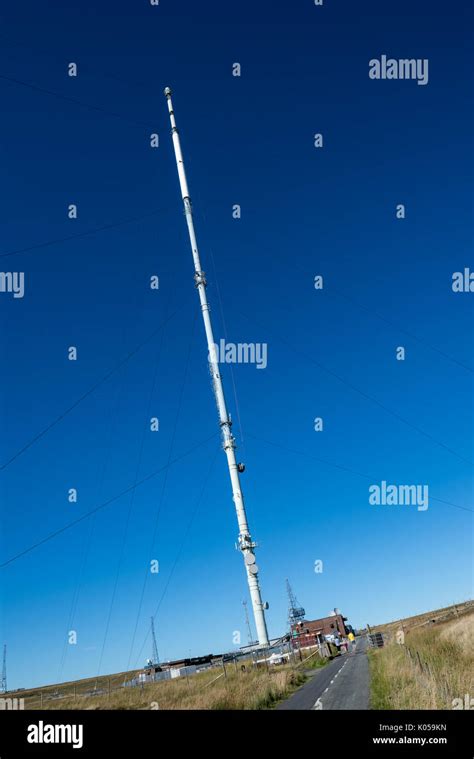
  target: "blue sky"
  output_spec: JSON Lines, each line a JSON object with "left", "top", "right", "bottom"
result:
{"left": 0, "top": 0, "right": 472, "bottom": 690}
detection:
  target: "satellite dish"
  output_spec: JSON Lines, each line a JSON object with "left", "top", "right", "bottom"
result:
{"left": 248, "top": 564, "right": 259, "bottom": 575}
{"left": 245, "top": 553, "right": 256, "bottom": 565}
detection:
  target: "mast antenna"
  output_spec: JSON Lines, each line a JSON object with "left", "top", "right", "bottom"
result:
{"left": 1, "top": 645, "right": 6, "bottom": 694}
{"left": 164, "top": 87, "right": 269, "bottom": 646}
{"left": 242, "top": 600, "right": 254, "bottom": 645}
{"left": 151, "top": 617, "right": 159, "bottom": 666}
{"left": 286, "top": 579, "right": 306, "bottom": 628}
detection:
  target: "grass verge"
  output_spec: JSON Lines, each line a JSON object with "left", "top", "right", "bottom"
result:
{"left": 16, "top": 664, "right": 307, "bottom": 710}
{"left": 369, "top": 611, "right": 474, "bottom": 709}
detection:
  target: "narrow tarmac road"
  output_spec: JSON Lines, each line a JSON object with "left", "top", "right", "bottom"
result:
{"left": 277, "top": 636, "right": 370, "bottom": 710}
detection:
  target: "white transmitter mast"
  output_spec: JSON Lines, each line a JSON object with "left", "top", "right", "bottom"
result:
{"left": 164, "top": 87, "right": 269, "bottom": 647}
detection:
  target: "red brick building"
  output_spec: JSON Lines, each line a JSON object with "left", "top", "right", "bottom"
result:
{"left": 291, "top": 613, "right": 348, "bottom": 649}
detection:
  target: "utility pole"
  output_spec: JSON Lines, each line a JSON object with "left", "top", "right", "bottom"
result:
{"left": 1, "top": 645, "right": 6, "bottom": 694}
{"left": 151, "top": 617, "right": 159, "bottom": 665}
{"left": 164, "top": 87, "right": 269, "bottom": 647}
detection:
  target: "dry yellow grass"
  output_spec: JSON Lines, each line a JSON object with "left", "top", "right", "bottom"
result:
{"left": 369, "top": 609, "right": 474, "bottom": 710}
{"left": 12, "top": 664, "right": 305, "bottom": 711}
{"left": 439, "top": 613, "right": 474, "bottom": 649}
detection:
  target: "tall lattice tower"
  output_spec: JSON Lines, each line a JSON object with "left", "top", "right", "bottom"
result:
{"left": 1, "top": 645, "right": 6, "bottom": 694}
{"left": 286, "top": 579, "right": 306, "bottom": 629}
{"left": 150, "top": 618, "right": 159, "bottom": 666}
{"left": 242, "top": 600, "right": 254, "bottom": 645}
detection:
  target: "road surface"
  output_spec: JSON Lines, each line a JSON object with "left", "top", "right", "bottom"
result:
{"left": 277, "top": 636, "right": 370, "bottom": 710}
